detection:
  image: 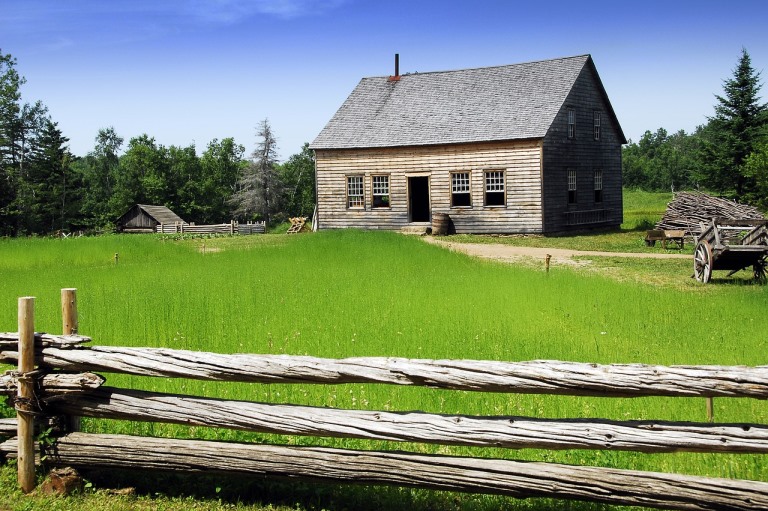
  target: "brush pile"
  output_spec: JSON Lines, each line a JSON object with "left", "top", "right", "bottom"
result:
{"left": 655, "top": 191, "right": 765, "bottom": 236}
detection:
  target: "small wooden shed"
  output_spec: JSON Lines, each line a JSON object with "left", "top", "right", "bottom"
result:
{"left": 116, "top": 204, "right": 186, "bottom": 233}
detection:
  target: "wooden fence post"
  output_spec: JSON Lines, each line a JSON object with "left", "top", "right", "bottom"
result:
{"left": 17, "top": 296, "right": 36, "bottom": 493}
{"left": 61, "top": 288, "right": 81, "bottom": 432}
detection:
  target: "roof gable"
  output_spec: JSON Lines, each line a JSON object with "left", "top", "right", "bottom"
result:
{"left": 311, "top": 55, "right": 609, "bottom": 150}
{"left": 117, "top": 204, "right": 186, "bottom": 225}
{"left": 138, "top": 205, "right": 185, "bottom": 224}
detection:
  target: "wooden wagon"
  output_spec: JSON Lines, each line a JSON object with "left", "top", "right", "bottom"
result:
{"left": 693, "top": 218, "right": 768, "bottom": 283}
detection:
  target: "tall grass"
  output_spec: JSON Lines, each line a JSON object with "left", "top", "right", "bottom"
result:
{"left": 621, "top": 188, "right": 674, "bottom": 230}
{"left": 1, "top": 231, "right": 766, "bottom": 500}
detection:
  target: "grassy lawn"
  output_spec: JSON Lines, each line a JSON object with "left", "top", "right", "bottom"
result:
{"left": 0, "top": 190, "right": 765, "bottom": 511}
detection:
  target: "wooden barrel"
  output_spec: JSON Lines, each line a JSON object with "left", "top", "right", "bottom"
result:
{"left": 432, "top": 213, "right": 450, "bottom": 235}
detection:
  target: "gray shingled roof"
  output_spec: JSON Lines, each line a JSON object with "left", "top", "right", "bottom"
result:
{"left": 137, "top": 204, "right": 186, "bottom": 224}
{"left": 311, "top": 55, "right": 593, "bottom": 150}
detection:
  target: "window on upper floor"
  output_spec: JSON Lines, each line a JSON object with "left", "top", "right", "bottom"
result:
{"left": 567, "top": 169, "right": 577, "bottom": 204}
{"left": 372, "top": 175, "right": 390, "bottom": 208}
{"left": 347, "top": 175, "right": 364, "bottom": 208}
{"left": 567, "top": 109, "right": 575, "bottom": 139}
{"left": 484, "top": 170, "right": 505, "bottom": 206}
{"left": 593, "top": 111, "right": 601, "bottom": 140}
{"left": 594, "top": 169, "right": 603, "bottom": 203}
{"left": 451, "top": 172, "right": 471, "bottom": 207}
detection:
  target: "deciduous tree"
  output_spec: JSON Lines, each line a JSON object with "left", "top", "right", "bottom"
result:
{"left": 277, "top": 142, "right": 315, "bottom": 218}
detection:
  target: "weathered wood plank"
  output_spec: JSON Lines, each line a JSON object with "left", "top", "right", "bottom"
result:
{"left": 0, "top": 332, "right": 91, "bottom": 350}
{"left": 2, "top": 343, "right": 766, "bottom": 399}
{"left": 2, "top": 433, "right": 766, "bottom": 511}
{"left": 0, "top": 371, "right": 104, "bottom": 396}
{"left": 46, "top": 387, "right": 768, "bottom": 453}
{"left": 0, "top": 418, "right": 15, "bottom": 437}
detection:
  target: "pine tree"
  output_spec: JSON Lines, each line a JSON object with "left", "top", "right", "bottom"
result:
{"left": 229, "top": 119, "right": 282, "bottom": 224}
{"left": 703, "top": 48, "right": 768, "bottom": 196}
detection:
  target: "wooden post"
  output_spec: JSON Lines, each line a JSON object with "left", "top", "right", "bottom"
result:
{"left": 61, "top": 288, "right": 81, "bottom": 432}
{"left": 230, "top": 220, "right": 235, "bottom": 235}
{"left": 61, "top": 288, "right": 78, "bottom": 335}
{"left": 17, "top": 297, "right": 36, "bottom": 493}
{"left": 706, "top": 397, "right": 714, "bottom": 423}
{"left": 545, "top": 254, "right": 551, "bottom": 273}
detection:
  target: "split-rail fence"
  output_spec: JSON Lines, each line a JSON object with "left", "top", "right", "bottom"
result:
{"left": 156, "top": 220, "right": 266, "bottom": 235}
{"left": 1, "top": 290, "right": 768, "bottom": 510}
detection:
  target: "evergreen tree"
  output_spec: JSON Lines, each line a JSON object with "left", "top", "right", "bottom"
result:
{"left": 0, "top": 50, "right": 23, "bottom": 234}
{"left": 26, "top": 120, "right": 79, "bottom": 233}
{"left": 229, "top": 119, "right": 282, "bottom": 224}
{"left": 702, "top": 48, "right": 767, "bottom": 196}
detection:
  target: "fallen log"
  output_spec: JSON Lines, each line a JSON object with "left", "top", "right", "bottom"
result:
{"left": 44, "top": 386, "right": 768, "bottom": 453}
{"left": 2, "top": 433, "right": 766, "bottom": 511}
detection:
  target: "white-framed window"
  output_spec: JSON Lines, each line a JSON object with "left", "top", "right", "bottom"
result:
{"left": 347, "top": 175, "right": 364, "bottom": 208}
{"left": 484, "top": 170, "right": 505, "bottom": 206}
{"left": 451, "top": 172, "right": 471, "bottom": 207}
{"left": 567, "top": 108, "right": 575, "bottom": 139}
{"left": 567, "top": 168, "right": 577, "bottom": 204}
{"left": 372, "top": 175, "right": 390, "bottom": 208}
{"left": 593, "top": 111, "right": 601, "bottom": 140}
{"left": 594, "top": 169, "right": 603, "bottom": 203}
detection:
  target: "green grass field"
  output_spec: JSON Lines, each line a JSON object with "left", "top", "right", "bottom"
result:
{"left": 0, "top": 190, "right": 766, "bottom": 511}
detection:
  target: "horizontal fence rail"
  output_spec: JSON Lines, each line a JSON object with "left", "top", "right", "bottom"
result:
{"left": 2, "top": 433, "right": 768, "bottom": 511}
{"left": 1, "top": 333, "right": 767, "bottom": 399}
{"left": 39, "top": 386, "right": 768, "bottom": 454}
{"left": 1, "top": 290, "right": 768, "bottom": 510}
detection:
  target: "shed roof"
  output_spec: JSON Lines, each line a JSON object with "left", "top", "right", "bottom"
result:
{"left": 128, "top": 204, "right": 186, "bottom": 225}
{"left": 311, "top": 55, "right": 623, "bottom": 150}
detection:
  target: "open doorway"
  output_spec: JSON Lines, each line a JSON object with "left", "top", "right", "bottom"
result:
{"left": 408, "top": 176, "right": 430, "bottom": 222}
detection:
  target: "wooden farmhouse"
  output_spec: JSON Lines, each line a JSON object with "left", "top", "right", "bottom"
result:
{"left": 310, "top": 54, "right": 626, "bottom": 234}
{"left": 116, "top": 204, "right": 186, "bottom": 233}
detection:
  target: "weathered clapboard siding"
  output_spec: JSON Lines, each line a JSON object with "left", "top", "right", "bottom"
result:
{"left": 316, "top": 140, "right": 544, "bottom": 233}
{"left": 542, "top": 64, "right": 623, "bottom": 233}
{"left": 311, "top": 55, "right": 625, "bottom": 234}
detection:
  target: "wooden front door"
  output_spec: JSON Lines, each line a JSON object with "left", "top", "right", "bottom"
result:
{"left": 408, "top": 176, "right": 430, "bottom": 222}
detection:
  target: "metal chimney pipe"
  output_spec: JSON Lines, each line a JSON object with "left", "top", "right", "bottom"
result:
{"left": 395, "top": 53, "right": 399, "bottom": 77}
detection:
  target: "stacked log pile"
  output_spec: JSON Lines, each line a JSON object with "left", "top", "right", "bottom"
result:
{"left": 655, "top": 192, "right": 765, "bottom": 236}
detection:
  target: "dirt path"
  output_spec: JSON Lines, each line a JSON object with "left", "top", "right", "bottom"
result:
{"left": 423, "top": 237, "right": 689, "bottom": 266}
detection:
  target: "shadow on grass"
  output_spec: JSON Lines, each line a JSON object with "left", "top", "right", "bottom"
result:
{"left": 80, "top": 468, "right": 619, "bottom": 511}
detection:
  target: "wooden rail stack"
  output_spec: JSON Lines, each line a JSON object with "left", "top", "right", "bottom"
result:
{"left": 656, "top": 192, "right": 765, "bottom": 236}
{"left": 1, "top": 290, "right": 768, "bottom": 510}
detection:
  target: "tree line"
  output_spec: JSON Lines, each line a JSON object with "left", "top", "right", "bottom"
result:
{"left": 3, "top": 48, "right": 766, "bottom": 236}
{"left": 0, "top": 49, "right": 315, "bottom": 236}
{"left": 623, "top": 48, "right": 768, "bottom": 211}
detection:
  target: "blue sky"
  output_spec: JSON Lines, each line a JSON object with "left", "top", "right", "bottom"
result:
{"left": 2, "top": 0, "right": 767, "bottom": 159}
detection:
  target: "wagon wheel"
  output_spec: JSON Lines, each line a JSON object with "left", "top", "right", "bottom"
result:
{"left": 693, "top": 241, "right": 713, "bottom": 283}
{"left": 754, "top": 256, "right": 767, "bottom": 284}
